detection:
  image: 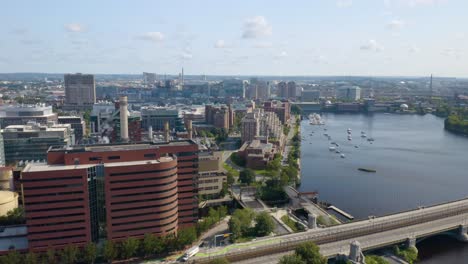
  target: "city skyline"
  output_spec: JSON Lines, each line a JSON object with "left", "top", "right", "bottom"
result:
{"left": 1, "top": 0, "right": 468, "bottom": 77}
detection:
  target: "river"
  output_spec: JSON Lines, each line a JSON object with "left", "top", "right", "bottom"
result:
{"left": 299, "top": 113, "right": 468, "bottom": 263}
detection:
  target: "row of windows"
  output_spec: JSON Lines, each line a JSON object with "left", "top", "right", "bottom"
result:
{"left": 112, "top": 205, "right": 178, "bottom": 224}
{"left": 29, "top": 227, "right": 86, "bottom": 235}
{"left": 29, "top": 213, "right": 84, "bottom": 220}
{"left": 111, "top": 199, "right": 176, "bottom": 213}
{"left": 28, "top": 205, "right": 84, "bottom": 213}
{"left": 199, "top": 186, "right": 220, "bottom": 191}
{"left": 110, "top": 179, "right": 177, "bottom": 191}
{"left": 111, "top": 185, "right": 176, "bottom": 198}
{"left": 30, "top": 234, "right": 86, "bottom": 243}
{"left": 30, "top": 220, "right": 85, "bottom": 228}
{"left": 25, "top": 191, "right": 84, "bottom": 198}
{"left": 109, "top": 167, "right": 177, "bottom": 177}
{"left": 22, "top": 176, "right": 82, "bottom": 182}
{"left": 113, "top": 218, "right": 177, "bottom": 233}
{"left": 109, "top": 172, "right": 176, "bottom": 184}
{"left": 199, "top": 179, "right": 220, "bottom": 184}
{"left": 110, "top": 192, "right": 177, "bottom": 206}
{"left": 26, "top": 198, "right": 83, "bottom": 206}
{"left": 23, "top": 183, "right": 83, "bottom": 191}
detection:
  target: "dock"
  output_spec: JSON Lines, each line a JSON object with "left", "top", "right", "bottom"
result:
{"left": 328, "top": 205, "right": 354, "bottom": 220}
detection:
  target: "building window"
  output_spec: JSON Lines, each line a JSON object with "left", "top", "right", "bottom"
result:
{"left": 144, "top": 153, "right": 156, "bottom": 158}
{"left": 89, "top": 157, "right": 102, "bottom": 161}
{"left": 108, "top": 156, "right": 120, "bottom": 160}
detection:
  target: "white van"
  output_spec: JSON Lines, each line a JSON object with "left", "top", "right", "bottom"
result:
{"left": 182, "top": 245, "right": 200, "bottom": 262}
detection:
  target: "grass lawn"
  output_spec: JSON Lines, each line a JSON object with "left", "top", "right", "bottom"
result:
{"left": 223, "top": 163, "right": 239, "bottom": 177}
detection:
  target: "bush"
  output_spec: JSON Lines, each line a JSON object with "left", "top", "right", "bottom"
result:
{"left": 254, "top": 212, "right": 275, "bottom": 237}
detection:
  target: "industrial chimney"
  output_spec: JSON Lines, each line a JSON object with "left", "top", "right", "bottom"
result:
{"left": 148, "top": 126, "right": 153, "bottom": 141}
{"left": 186, "top": 119, "right": 193, "bottom": 140}
{"left": 164, "top": 121, "right": 170, "bottom": 142}
{"left": 119, "top": 96, "right": 129, "bottom": 142}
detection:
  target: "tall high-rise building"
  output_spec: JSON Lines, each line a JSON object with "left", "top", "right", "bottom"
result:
{"left": 278, "top": 81, "right": 297, "bottom": 99}
{"left": 0, "top": 132, "right": 5, "bottom": 167}
{"left": 241, "top": 109, "right": 282, "bottom": 143}
{"left": 143, "top": 72, "right": 157, "bottom": 85}
{"left": 21, "top": 140, "right": 199, "bottom": 251}
{"left": 263, "top": 100, "right": 291, "bottom": 125}
{"left": 205, "top": 105, "right": 232, "bottom": 130}
{"left": 64, "top": 73, "right": 96, "bottom": 109}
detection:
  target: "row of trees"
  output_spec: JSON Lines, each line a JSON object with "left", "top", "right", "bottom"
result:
{"left": 445, "top": 113, "right": 468, "bottom": 135}
{"left": 1, "top": 206, "right": 228, "bottom": 264}
{"left": 279, "top": 242, "right": 327, "bottom": 264}
{"left": 228, "top": 208, "right": 275, "bottom": 241}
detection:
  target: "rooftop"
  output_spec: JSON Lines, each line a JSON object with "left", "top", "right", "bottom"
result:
{"left": 48, "top": 140, "right": 197, "bottom": 153}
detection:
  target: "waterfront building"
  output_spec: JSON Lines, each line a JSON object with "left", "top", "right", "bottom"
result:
{"left": 301, "top": 90, "right": 321, "bottom": 102}
{"left": 64, "top": 73, "right": 96, "bottom": 110}
{"left": 241, "top": 109, "right": 282, "bottom": 143}
{"left": 263, "top": 100, "right": 291, "bottom": 125}
{"left": 21, "top": 140, "right": 199, "bottom": 251}
{"left": 336, "top": 86, "right": 361, "bottom": 101}
{"left": 0, "top": 104, "right": 57, "bottom": 128}
{"left": 1, "top": 122, "right": 74, "bottom": 164}
{"left": 238, "top": 139, "right": 276, "bottom": 169}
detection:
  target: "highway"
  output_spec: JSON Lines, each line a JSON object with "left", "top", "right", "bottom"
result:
{"left": 191, "top": 198, "right": 468, "bottom": 263}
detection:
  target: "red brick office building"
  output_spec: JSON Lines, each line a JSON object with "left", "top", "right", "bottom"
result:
{"left": 21, "top": 140, "right": 198, "bottom": 251}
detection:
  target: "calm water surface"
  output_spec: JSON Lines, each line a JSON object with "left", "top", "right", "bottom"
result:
{"left": 299, "top": 113, "right": 468, "bottom": 263}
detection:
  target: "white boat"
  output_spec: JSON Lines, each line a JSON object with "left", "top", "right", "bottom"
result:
{"left": 340, "top": 153, "right": 346, "bottom": 158}
{"left": 335, "top": 150, "right": 340, "bottom": 153}
{"left": 329, "top": 146, "right": 336, "bottom": 151}
{"left": 361, "top": 133, "right": 367, "bottom": 138}
{"left": 354, "top": 145, "right": 359, "bottom": 148}
{"left": 348, "top": 135, "right": 352, "bottom": 141}
{"left": 367, "top": 138, "right": 375, "bottom": 142}
{"left": 309, "top": 113, "right": 325, "bottom": 125}
{"left": 347, "top": 128, "right": 352, "bottom": 132}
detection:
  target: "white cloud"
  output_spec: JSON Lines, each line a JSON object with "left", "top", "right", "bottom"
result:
{"left": 181, "top": 52, "right": 193, "bottom": 60}
{"left": 336, "top": 0, "right": 353, "bottom": 8}
{"left": 214, "top": 40, "right": 226, "bottom": 48}
{"left": 242, "top": 16, "right": 272, "bottom": 39}
{"left": 408, "top": 46, "right": 420, "bottom": 53}
{"left": 393, "top": 0, "right": 447, "bottom": 7}
{"left": 274, "top": 51, "right": 288, "bottom": 59}
{"left": 442, "top": 48, "right": 462, "bottom": 59}
{"left": 360, "top": 40, "right": 384, "bottom": 52}
{"left": 137, "top": 32, "right": 165, "bottom": 42}
{"left": 64, "top": 23, "right": 84, "bottom": 33}
{"left": 386, "top": 19, "right": 406, "bottom": 30}
{"left": 254, "top": 42, "right": 273, "bottom": 48}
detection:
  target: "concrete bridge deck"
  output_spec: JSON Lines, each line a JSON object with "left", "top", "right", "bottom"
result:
{"left": 191, "top": 198, "right": 468, "bottom": 263}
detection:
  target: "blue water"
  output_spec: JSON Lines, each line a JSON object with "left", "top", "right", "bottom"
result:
{"left": 299, "top": 113, "right": 468, "bottom": 262}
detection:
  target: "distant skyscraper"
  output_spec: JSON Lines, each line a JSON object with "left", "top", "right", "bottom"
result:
{"left": 64, "top": 73, "right": 96, "bottom": 108}
{"left": 143, "top": 72, "right": 157, "bottom": 85}
{"left": 0, "top": 131, "right": 5, "bottom": 167}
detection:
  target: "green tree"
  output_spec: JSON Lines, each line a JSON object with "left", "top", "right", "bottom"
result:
{"left": 1, "top": 250, "right": 23, "bottom": 264}
{"left": 226, "top": 171, "right": 235, "bottom": 185}
{"left": 59, "top": 245, "right": 79, "bottom": 264}
{"left": 254, "top": 212, "right": 275, "bottom": 237}
{"left": 24, "top": 252, "right": 38, "bottom": 264}
{"left": 366, "top": 255, "right": 389, "bottom": 264}
{"left": 176, "top": 227, "right": 197, "bottom": 249}
{"left": 279, "top": 254, "right": 306, "bottom": 264}
{"left": 45, "top": 248, "right": 57, "bottom": 264}
{"left": 154, "top": 235, "right": 166, "bottom": 255}
{"left": 83, "top": 242, "right": 97, "bottom": 264}
{"left": 121, "top": 237, "right": 140, "bottom": 259}
{"left": 239, "top": 169, "right": 255, "bottom": 185}
{"left": 143, "top": 233, "right": 158, "bottom": 256}
{"left": 209, "top": 257, "right": 230, "bottom": 264}
{"left": 228, "top": 217, "right": 242, "bottom": 240}
{"left": 294, "top": 242, "right": 327, "bottom": 264}
{"left": 103, "top": 240, "right": 117, "bottom": 263}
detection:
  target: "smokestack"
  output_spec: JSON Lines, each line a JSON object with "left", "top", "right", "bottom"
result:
{"left": 148, "top": 126, "right": 153, "bottom": 141}
{"left": 186, "top": 120, "right": 193, "bottom": 140}
{"left": 164, "top": 121, "right": 170, "bottom": 142}
{"left": 119, "top": 96, "right": 129, "bottom": 142}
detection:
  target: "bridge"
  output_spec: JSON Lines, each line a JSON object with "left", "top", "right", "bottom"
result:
{"left": 191, "top": 198, "right": 468, "bottom": 263}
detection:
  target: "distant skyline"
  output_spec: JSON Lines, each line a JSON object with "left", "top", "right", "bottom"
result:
{"left": 1, "top": 0, "right": 467, "bottom": 77}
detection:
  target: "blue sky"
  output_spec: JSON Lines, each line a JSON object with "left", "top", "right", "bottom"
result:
{"left": 1, "top": 0, "right": 467, "bottom": 77}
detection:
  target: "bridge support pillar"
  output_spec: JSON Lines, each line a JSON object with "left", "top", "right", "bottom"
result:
{"left": 308, "top": 213, "right": 317, "bottom": 229}
{"left": 406, "top": 237, "right": 417, "bottom": 248}
{"left": 457, "top": 225, "right": 468, "bottom": 242}
{"left": 348, "top": 240, "right": 365, "bottom": 264}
